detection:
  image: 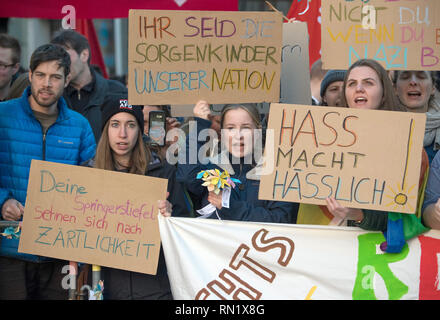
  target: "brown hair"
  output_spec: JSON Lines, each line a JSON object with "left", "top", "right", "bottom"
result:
{"left": 341, "top": 59, "right": 405, "bottom": 112}
{"left": 51, "top": 30, "right": 91, "bottom": 65}
{"left": 94, "top": 120, "right": 151, "bottom": 175}
{"left": 0, "top": 33, "right": 21, "bottom": 64}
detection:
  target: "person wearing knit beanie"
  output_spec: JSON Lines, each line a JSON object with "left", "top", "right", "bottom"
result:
{"left": 100, "top": 94, "right": 144, "bottom": 132}
{"left": 89, "top": 92, "right": 190, "bottom": 300}
{"left": 320, "top": 70, "right": 346, "bottom": 107}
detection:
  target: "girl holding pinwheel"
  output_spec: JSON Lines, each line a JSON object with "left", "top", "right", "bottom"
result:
{"left": 177, "top": 100, "right": 298, "bottom": 223}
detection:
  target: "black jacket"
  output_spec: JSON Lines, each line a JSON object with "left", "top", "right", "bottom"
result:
{"left": 64, "top": 69, "right": 127, "bottom": 143}
{"left": 82, "top": 153, "right": 190, "bottom": 299}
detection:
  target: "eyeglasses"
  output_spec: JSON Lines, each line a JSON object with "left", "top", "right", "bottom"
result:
{"left": 0, "top": 63, "right": 16, "bottom": 71}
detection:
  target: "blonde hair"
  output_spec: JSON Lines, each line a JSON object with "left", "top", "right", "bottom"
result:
{"left": 94, "top": 120, "right": 150, "bottom": 175}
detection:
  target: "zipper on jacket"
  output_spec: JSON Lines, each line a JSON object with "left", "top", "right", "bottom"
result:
{"left": 41, "top": 123, "right": 56, "bottom": 161}
{"left": 42, "top": 132, "right": 46, "bottom": 160}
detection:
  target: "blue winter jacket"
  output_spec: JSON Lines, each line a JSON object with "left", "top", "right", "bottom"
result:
{"left": 0, "top": 87, "right": 96, "bottom": 261}
{"left": 176, "top": 117, "right": 298, "bottom": 223}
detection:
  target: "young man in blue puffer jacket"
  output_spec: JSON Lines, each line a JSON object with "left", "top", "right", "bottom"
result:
{"left": 0, "top": 43, "right": 96, "bottom": 299}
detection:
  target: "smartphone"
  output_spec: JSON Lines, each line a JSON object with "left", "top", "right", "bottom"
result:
{"left": 148, "top": 110, "right": 166, "bottom": 146}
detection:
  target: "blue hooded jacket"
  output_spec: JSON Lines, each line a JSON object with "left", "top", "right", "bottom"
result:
{"left": 0, "top": 87, "right": 96, "bottom": 261}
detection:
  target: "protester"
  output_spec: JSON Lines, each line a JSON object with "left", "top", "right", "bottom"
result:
{"left": 0, "top": 33, "right": 21, "bottom": 101}
{"left": 51, "top": 30, "right": 127, "bottom": 143}
{"left": 393, "top": 70, "right": 440, "bottom": 163}
{"left": 325, "top": 59, "right": 408, "bottom": 227}
{"left": 422, "top": 151, "right": 440, "bottom": 230}
{"left": 319, "top": 70, "right": 346, "bottom": 107}
{"left": 0, "top": 43, "right": 96, "bottom": 299}
{"left": 323, "top": 59, "right": 430, "bottom": 253}
{"left": 176, "top": 100, "right": 298, "bottom": 223}
{"left": 84, "top": 94, "right": 188, "bottom": 299}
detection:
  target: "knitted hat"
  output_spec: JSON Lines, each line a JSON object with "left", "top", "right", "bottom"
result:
{"left": 101, "top": 94, "right": 144, "bottom": 132}
{"left": 320, "top": 70, "right": 347, "bottom": 98}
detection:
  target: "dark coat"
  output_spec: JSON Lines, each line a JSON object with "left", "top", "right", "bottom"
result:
{"left": 83, "top": 153, "right": 190, "bottom": 299}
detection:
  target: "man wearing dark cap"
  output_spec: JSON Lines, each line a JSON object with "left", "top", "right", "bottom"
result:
{"left": 0, "top": 43, "right": 96, "bottom": 299}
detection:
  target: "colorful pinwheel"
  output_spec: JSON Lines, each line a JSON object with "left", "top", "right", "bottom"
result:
{"left": 196, "top": 169, "right": 241, "bottom": 194}
{"left": 0, "top": 226, "right": 21, "bottom": 239}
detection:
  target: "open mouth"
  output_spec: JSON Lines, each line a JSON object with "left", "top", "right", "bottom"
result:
{"left": 354, "top": 97, "right": 367, "bottom": 103}
{"left": 407, "top": 91, "right": 421, "bottom": 98}
{"left": 116, "top": 142, "right": 129, "bottom": 149}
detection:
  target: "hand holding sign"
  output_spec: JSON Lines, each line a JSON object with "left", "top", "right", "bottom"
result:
{"left": 1, "top": 199, "right": 24, "bottom": 221}
{"left": 325, "top": 197, "right": 364, "bottom": 225}
{"left": 158, "top": 192, "right": 172, "bottom": 217}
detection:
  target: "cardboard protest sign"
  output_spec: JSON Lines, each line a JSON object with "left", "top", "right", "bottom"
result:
{"left": 128, "top": 10, "right": 282, "bottom": 105}
{"left": 321, "top": 0, "right": 440, "bottom": 70}
{"left": 258, "top": 104, "right": 426, "bottom": 214}
{"left": 18, "top": 160, "right": 167, "bottom": 275}
{"left": 280, "top": 21, "right": 311, "bottom": 105}
{"left": 159, "top": 216, "right": 440, "bottom": 300}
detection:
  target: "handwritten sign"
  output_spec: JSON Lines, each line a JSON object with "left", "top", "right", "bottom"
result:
{"left": 321, "top": 0, "right": 440, "bottom": 70}
{"left": 128, "top": 10, "right": 282, "bottom": 105}
{"left": 18, "top": 160, "right": 167, "bottom": 275}
{"left": 258, "top": 104, "right": 426, "bottom": 213}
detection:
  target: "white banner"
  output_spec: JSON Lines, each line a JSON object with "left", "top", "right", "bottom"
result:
{"left": 158, "top": 216, "right": 440, "bottom": 300}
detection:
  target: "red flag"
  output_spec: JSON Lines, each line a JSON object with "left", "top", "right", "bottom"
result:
{"left": 287, "top": 0, "right": 321, "bottom": 69}
{"left": 75, "top": 19, "right": 109, "bottom": 79}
